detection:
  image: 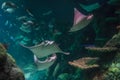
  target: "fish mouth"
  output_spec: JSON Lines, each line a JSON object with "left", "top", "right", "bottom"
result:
{"left": 34, "top": 54, "right": 57, "bottom": 64}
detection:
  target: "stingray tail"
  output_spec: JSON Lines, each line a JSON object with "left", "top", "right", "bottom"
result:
{"left": 19, "top": 43, "right": 30, "bottom": 48}
{"left": 61, "top": 51, "right": 70, "bottom": 55}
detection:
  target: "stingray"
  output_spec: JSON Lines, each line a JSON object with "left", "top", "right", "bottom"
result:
{"left": 69, "top": 8, "right": 93, "bottom": 32}
{"left": 34, "top": 54, "right": 57, "bottom": 70}
{"left": 21, "top": 40, "right": 69, "bottom": 58}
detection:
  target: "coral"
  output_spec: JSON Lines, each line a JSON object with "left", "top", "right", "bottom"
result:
{"left": 91, "top": 26, "right": 120, "bottom": 80}
{"left": 0, "top": 43, "right": 6, "bottom": 52}
{"left": 103, "top": 62, "right": 120, "bottom": 80}
{"left": 0, "top": 43, "right": 25, "bottom": 80}
{"left": 0, "top": 43, "right": 7, "bottom": 66}
{"left": 105, "top": 31, "right": 120, "bottom": 47}
{"left": 68, "top": 57, "right": 99, "bottom": 69}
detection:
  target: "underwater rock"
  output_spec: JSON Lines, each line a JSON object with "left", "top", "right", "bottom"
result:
{"left": 69, "top": 57, "right": 99, "bottom": 70}
{"left": 0, "top": 43, "right": 25, "bottom": 80}
{"left": 0, "top": 43, "right": 7, "bottom": 66}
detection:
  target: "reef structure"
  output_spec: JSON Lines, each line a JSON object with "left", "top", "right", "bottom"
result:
{"left": 68, "top": 24, "right": 120, "bottom": 80}
{"left": 68, "top": 0, "right": 120, "bottom": 79}
{"left": 0, "top": 43, "right": 25, "bottom": 80}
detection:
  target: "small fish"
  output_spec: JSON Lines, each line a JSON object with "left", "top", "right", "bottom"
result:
{"left": 5, "top": 8, "right": 15, "bottom": 13}
{"left": 20, "top": 20, "right": 35, "bottom": 33}
{"left": 5, "top": 20, "right": 9, "bottom": 26}
{"left": 1, "top": 1, "right": 18, "bottom": 13}
{"left": 16, "top": 16, "right": 28, "bottom": 22}
{"left": 42, "top": 11, "right": 52, "bottom": 16}
{"left": 34, "top": 54, "right": 57, "bottom": 70}
{"left": 53, "top": 29, "right": 62, "bottom": 36}
{"left": 23, "top": 20, "right": 37, "bottom": 28}
{"left": 20, "top": 40, "right": 69, "bottom": 58}
{"left": 26, "top": 9, "right": 34, "bottom": 17}
{"left": 69, "top": 8, "right": 93, "bottom": 32}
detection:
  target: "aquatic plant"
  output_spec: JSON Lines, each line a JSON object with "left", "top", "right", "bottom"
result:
{"left": 103, "top": 62, "right": 120, "bottom": 80}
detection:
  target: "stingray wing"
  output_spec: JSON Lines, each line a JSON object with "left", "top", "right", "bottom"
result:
{"left": 69, "top": 8, "right": 93, "bottom": 32}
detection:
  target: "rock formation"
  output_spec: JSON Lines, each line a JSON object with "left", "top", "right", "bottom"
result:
{"left": 0, "top": 43, "right": 25, "bottom": 80}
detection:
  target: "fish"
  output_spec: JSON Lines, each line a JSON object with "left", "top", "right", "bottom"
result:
{"left": 5, "top": 20, "right": 9, "bottom": 26}
{"left": 19, "top": 20, "right": 34, "bottom": 33}
{"left": 5, "top": 8, "right": 15, "bottom": 13}
{"left": 26, "top": 9, "right": 34, "bottom": 17}
{"left": 1, "top": 1, "right": 18, "bottom": 13}
{"left": 34, "top": 54, "right": 57, "bottom": 70}
{"left": 23, "top": 37, "right": 31, "bottom": 42}
{"left": 69, "top": 8, "right": 93, "bottom": 32}
{"left": 20, "top": 40, "right": 70, "bottom": 58}
{"left": 16, "top": 16, "right": 28, "bottom": 22}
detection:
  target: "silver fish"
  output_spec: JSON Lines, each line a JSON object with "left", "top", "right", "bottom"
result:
{"left": 34, "top": 54, "right": 57, "bottom": 70}
{"left": 16, "top": 16, "right": 28, "bottom": 22}
{"left": 5, "top": 8, "right": 15, "bottom": 13}
{"left": 26, "top": 9, "right": 34, "bottom": 17}
{"left": 1, "top": 1, "right": 17, "bottom": 13}
{"left": 21, "top": 40, "right": 69, "bottom": 58}
{"left": 19, "top": 20, "right": 35, "bottom": 33}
